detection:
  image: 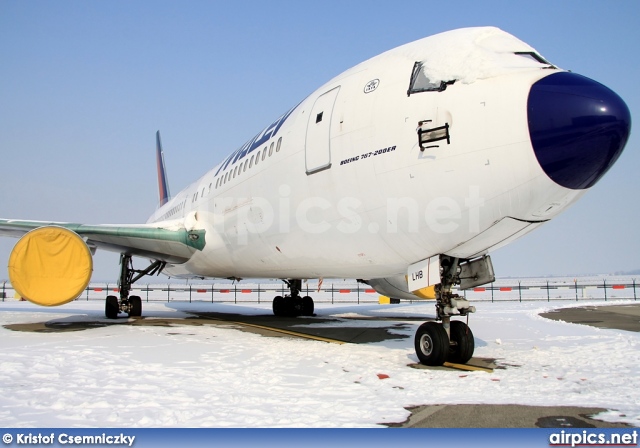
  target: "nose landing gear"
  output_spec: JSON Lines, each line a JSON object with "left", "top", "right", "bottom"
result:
{"left": 414, "top": 256, "right": 478, "bottom": 366}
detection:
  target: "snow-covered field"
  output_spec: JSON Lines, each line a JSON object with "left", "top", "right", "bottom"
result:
{"left": 0, "top": 298, "right": 639, "bottom": 428}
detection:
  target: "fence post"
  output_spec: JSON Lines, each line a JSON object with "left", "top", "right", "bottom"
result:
{"left": 146, "top": 284, "right": 149, "bottom": 302}
{"left": 357, "top": 282, "right": 360, "bottom": 305}
{"left": 332, "top": 284, "right": 334, "bottom": 304}
{"left": 234, "top": 284, "right": 237, "bottom": 304}
{"left": 2, "top": 281, "right": 5, "bottom": 302}
{"left": 491, "top": 282, "right": 494, "bottom": 303}
{"left": 258, "top": 283, "right": 261, "bottom": 304}
{"left": 546, "top": 281, "right": 550, "bottom": 302}
{"left": 574, "top": 279, "right": 578, "bottom": 301}
{"left": 106, "top": 283, "right": 109, "bottom": 296}
{"left": 167, "top": 283, "right": 170, "bottom": 302}
{"left": 518, "top": 281, "right": 521, "bottom": 302}
{"left": 189, "top": 284, "right": 192, "bottom": 303}
{"left": 603, "top": 279, "right": 607, "bottom": 301}
{"left": 633, "top": 279, "right": 637, "bottom": 301}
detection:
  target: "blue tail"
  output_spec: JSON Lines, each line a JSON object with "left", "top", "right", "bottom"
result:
{"left": 156, "top": 131, "right": 171, "bottom": 207}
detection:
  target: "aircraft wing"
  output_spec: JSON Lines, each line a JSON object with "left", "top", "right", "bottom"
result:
{"left": 0, "top": 219, "right": 206, "bottom": 264}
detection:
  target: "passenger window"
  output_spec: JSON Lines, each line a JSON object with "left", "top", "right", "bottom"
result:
{"left": 276, "top": 137, "right": 282, "bottom": 152}
{"left": 249, "top": 154, "right": 254, "bottom": 168}
{"left": 233, "top": 166, "right": 238, "bottom": 178}
{"left": 255, "top": 150, "right": 261, "bottom": 166}
{"left": 243, "top": 159, "right": 249, "bottom": 172}
{"left": 268, "top": 142, "right": 274, "bottom": 157}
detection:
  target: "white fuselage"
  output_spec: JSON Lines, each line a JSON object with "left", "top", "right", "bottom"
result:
{"left": 147, "top": 28, "right": 585, "bottom": 281}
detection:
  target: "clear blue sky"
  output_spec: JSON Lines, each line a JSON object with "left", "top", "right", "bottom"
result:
{"left": 1, "top": 0, "right": 638, "bottom": 281}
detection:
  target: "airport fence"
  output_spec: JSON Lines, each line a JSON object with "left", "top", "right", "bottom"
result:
{"left": 456, "top": 278, "right": 638, "bottom": 302}
{"left": 0, "top": 281, "right": 381, "bottom": 304}
{"left": 0, "top": 277, "right": 637, "bottom": 304}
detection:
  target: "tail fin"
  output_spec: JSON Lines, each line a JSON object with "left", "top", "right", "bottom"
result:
{"left": 156, "top": 131, "right": 171, "bottom": 207}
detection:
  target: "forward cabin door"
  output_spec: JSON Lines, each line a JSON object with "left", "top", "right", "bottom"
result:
{"left": 305, "top": 86, "right": 340, "bottom": 175}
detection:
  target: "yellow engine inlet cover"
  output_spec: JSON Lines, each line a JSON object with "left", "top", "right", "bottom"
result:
{"left": 8, "top": 226, "right": 93, "bottom": 306}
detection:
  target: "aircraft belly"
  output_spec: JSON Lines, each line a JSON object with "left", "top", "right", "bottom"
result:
{"left": 178, "top": 253, "right": 408, "bottom": 281}
{"left": 176, "top": 220, "right": 409, "bottom": 280}
{"left": 445, "top": 217, "right": 539, "bottom": 259}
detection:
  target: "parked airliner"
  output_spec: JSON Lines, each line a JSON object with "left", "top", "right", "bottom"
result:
{"left": 0, "top": 27, "right": 631, "bottom": 365}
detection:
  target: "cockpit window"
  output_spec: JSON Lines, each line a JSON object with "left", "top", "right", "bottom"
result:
{"left": 407, "top": 61, "right": 455, "bottom": 96}
{"left": 514, "top": 51, "right": 555, "bottom": 68}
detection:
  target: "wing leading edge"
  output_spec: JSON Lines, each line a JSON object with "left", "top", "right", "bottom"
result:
{"left": 0, "top": 219, "right": 206, "bottom": 264}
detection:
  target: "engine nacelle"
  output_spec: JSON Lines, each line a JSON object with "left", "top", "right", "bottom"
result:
{"left": 8, "top": 226, "right": 93, "bottom": 306}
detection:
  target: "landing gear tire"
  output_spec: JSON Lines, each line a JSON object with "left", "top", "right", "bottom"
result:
{"left": 273, "top": 296, "right": 285, "bottom": 317}
{"left": 129, "top": 295, "right": 142, "bottom": 317}
{"left": 415, "top": 321, "right": 449, "bottom": 366}
{"left": 272, "top": 280, "right": 315, "bottom": 318}
{"left": 105, "top": 295, "right": 119, "bottom": 319}
{"left": 447, "top": 320, "right": 474, "bottom": 364}
{"left": 283, "top": 296, "right": 300, "bottom": 317}
{"left": 302, "top": 296, "right": 314, "bottom": 316}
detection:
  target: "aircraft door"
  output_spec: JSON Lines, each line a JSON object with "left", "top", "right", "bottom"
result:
{"left": 305, "top": 86, "right": 340, "bottom": 175}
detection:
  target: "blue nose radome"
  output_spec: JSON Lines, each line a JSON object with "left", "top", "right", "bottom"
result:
{"left": 528, "top": 72, "right": 631, "bottom": 190}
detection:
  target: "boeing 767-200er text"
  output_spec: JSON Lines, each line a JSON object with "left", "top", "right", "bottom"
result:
{"left": 0, "top": 27, "right": 631, "bottom": 365}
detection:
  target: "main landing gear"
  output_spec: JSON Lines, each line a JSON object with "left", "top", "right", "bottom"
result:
{"left": 272, "top": 279, "right": 315, "bottom": 317}
{"left": 105, "top": 254, "right": 165, "bottom": 319}
{"left": 414, "top": 256, "right": 477, "bottom": 366}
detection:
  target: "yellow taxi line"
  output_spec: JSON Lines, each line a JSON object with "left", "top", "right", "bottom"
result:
{"left": 443, "top": 362, "right": 493, "bottom": 373}
{"left": 199, "top": 316, "right": 346, "bottom": 345}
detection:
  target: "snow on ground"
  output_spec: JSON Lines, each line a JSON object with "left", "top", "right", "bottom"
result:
{"left": 0, "top": 298, "right": 639, "bottom": 428}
